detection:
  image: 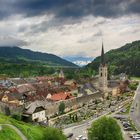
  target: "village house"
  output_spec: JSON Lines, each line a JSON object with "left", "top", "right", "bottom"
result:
{"left": 9, "top": 78, "right": 27, "bottom": 86}
{"left": 0, "top": 90, "right": 27, "bottom": 106}
{"left": 0, "top": 79, "right": 13, "bottom": 87}
{"left": 108, "top": 79, "right": 130, "bottom": 96}
{"left": 22, "top": 101, "right": 47, "bottom": 123}
{"left": 64, "top": 80, "right": 77, "bottom": 88}
{"left": 50, "top": 92, "right": 74, "bottom": 102}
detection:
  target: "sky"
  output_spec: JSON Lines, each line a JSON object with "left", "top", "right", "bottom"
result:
{"left": 0, "top": 0, "right": 140, "bottom": 65}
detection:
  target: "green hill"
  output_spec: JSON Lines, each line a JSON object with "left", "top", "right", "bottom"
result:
{"left": 0, "top": 46, "right": 77, "bottom": 67}
{"left": 0, "top": 46, "right": 78, "bottom": 77}
{"left": 0, "top": 113, "right": 66, "bottom": 140}
{"left": 86, "top": 40, "right": 140, "bottom": 77}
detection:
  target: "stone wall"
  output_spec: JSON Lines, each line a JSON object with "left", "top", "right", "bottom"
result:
{"left": 0, "top": 102, "right": 23, "bottom": 115}
{"left": 0, "top": 91, "right": 102, "bottom": 117}
{"left": 45, "top": 91, "right": 102, "bottom": 116}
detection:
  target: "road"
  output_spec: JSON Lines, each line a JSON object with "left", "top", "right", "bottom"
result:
{"left": 130, "top": 82, "right": 140, "bottom": 130}
{"left": 63, "top": 99, "right": 132, "bottom": 140}
{"left": 0, "top": 124, "right": 27, "bottom": 140}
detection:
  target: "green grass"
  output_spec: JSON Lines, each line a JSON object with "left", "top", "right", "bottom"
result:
{"left": 10, "top": 120, "right": 46, "bottom": 140}
{"left": 0, "top": 113, "right": 66, "bottom": 140}
{"left": 121, "top": 103, "right": 131, "bottom": 115}
{"left": 128, "top": 118, "right": 137, "bottom": 131}
{"left": 130, "top": 77, "right": 140, "bottom": 81}
{"left": 0, "top": 126, "right": 22, "bottom": 140}
{"left": 117, "top": 102, "right": 132, "bottom": 115}
{"left": 0, "top": 113, "right": 46, "bottom": 140}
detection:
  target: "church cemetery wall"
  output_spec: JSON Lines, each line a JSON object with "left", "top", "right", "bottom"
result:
{"left": 45, "top": 91, "right": 101, "bottom": 117}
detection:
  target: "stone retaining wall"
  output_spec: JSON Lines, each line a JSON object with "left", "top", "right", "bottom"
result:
{"left": 45, "top": 91, "right": 102, "bottom": 116}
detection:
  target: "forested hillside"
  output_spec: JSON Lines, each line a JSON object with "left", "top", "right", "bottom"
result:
{"left": 86, "top": 40, "right": 140, "bottom": 77}
{"left": 0, "top": 46, "right": 77, "bottom": 67}
{"left": 0, "top": 46, "right": 78, "bottom": 77}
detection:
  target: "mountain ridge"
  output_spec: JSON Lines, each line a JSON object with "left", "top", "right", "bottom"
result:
{"left": 0, "top": 46, "right": 78, "bottom": 67}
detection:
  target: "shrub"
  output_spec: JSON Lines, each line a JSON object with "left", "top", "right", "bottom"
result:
{"left": 43, "top": 127, "right": 66, "bottom": 140}
{"left": 88, "top": 116, "right": 123, "bottom": 140}
{"left": 11, "top": 114, "right": 21, "bottom": 121}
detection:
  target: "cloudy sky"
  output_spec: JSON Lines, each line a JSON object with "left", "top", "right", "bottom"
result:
{"left": 0, "top": 0, "right": 140, "bottom": 65}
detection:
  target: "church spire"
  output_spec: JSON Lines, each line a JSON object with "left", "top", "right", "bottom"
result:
{"left": 101, "top": 42, "right": 105, "bottom": 66}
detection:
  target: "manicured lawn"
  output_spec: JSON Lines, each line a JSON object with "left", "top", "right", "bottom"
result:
{"left": 0, "top": 126, "right": 22, "bottom": 140}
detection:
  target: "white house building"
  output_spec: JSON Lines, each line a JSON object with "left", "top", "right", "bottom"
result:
{"left": 23, "top": 101, "right": 46, "bottom": 122}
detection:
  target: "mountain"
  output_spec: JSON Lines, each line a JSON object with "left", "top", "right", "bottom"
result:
{"left": 0, "top": 46, "right": 77, "bottom": 67}
{"left": 86, "top": 40, "right": 140, "bottom": 77}
{"left": 64, "top": 56, "right": 94, "bottom": 66}
{"left": 0, "top": 46, "right": 78, "bottom": 77}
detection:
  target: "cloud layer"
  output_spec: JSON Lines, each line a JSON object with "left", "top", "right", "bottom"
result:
{"left": 0, "top": 0, "right": 140, "bottom": 19}
{"left": 0, "top": 0, "right": 139, "bottom": 61}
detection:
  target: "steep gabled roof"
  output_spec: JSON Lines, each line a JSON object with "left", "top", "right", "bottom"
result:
{"left": 24, "top": 101, "right": 45, "bottom": 114}
{"left": 50, "top": 92, "right": 73, "bottom": 101}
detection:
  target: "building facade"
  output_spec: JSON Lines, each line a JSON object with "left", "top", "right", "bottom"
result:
{"left": 99, "top": 43, "right": 108, "bottom": 92}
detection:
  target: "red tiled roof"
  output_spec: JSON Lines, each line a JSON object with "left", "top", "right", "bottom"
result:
{"left": 50, "top": 92, "right": 73, "bottom": 101}
{"left": 9, "top": 87, "right": 19, "bottom": 93}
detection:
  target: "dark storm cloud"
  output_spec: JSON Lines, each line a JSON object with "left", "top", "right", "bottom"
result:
{"left": 18, "top": 16, "right": 83, "bottom": 34}
{"left": 0, "top": 0, "right": 140, "bottom": 20}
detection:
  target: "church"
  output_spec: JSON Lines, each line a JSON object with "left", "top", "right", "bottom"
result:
{"left": 98, "top": 43, "right": 129, "bottom": 96}
{"left": 98, "top": 43, "right": 108, "bottom": 93}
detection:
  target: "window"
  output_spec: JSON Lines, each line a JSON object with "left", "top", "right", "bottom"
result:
{"left": 100, "top": 73, "right": 102, "bottom": 77}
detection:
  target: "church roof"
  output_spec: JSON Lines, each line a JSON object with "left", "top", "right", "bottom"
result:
{"left": 101, "top": 42, "right": 106, "bottom": 66}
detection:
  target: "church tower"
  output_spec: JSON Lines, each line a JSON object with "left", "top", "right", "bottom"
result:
{"left": 99, "top": 42, "right": 108, "bottom": 92}
{"left": 59, "top": 69, "right": 65, "bottom": 79}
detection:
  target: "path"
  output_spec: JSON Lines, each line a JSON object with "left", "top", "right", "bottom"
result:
{"left": 0, "top": 124, "right": 27, "bottom": 140}
{"left": 130, "top": 82, "right": 140, "bottom": 130}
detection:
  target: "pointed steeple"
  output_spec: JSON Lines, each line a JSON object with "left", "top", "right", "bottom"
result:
{"left": 101, "top": 42, "right": 105, "bottom": 66}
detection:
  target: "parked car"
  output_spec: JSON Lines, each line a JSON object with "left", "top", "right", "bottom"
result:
{"left": 82, "top": 137, "right": 87, "bottom": 140}
{"left": 78, "top": 135, "right": 83, "bottom": 139}
{"left": 66, "top": 133, "right": 73, "bottom": 138}
{"left": 75, "top": 135, "right": 84, "bottom": 140}
{"left": 133, "top": 134, "right": 140, "bottom": 139}
{"left": 124, "top": 127, "right": 133, "bottom": 131}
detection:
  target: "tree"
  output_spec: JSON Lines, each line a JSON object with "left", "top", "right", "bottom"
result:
{"left": 39, "top": 68, "right": 45, "bottom": 76}
{"left": 11, "top": 114, "right": 21, "bottom": 121}
{"left": 128, "top": 82, "right": 138, "bottom": 90}
{"left": 59, "top": 102, "right": 65, "bottom": 114}
{"left": 88, "top": 117, "right": 123, "bottom": 140}
{"left": 43, "top": 127, "right": 66, "bottom": 140}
